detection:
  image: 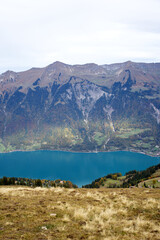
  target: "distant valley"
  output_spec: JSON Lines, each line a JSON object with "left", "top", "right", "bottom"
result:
{"left": 0, "top": 61, "right": 160, "bottom": 155}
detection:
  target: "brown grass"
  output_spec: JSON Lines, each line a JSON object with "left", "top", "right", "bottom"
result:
{"left": 0, "top": 186, "right": 160, "bottom": 240}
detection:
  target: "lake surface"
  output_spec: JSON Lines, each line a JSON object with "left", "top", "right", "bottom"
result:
{"left": 0, "top": 151, "right": 159, "bottom": 187}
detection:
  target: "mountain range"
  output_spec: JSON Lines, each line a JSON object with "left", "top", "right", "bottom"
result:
{"left": 0, "top": 61, "right": 160, "bottom": 155}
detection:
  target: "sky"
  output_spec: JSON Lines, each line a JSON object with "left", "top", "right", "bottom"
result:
{"left": 0, "top": 0, "right": 160, "bottom": 73}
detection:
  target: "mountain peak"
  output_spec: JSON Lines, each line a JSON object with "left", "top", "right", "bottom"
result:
{"left": 49, "top": 61, "right": 69, "bottom": 67}
{"left": 124, "top": 60, "right": 133, "bottom": 64}
{"left": 2, "top": 70, "right": 16, "bottom": 76}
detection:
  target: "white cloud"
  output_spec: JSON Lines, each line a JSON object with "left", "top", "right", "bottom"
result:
{"left": 0, "top": 0, "right": 160, "bottom": 73}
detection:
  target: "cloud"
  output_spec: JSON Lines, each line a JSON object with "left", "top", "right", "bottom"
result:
{"left": 0, "top": 0, "right": 160, "bottom": 73}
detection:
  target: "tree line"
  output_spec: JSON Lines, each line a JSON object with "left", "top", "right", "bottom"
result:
{"left": 0, "top": 176, "right": 78, "bottom": 188}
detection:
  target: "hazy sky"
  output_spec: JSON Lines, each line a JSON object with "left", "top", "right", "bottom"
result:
{"left": 0, "top": 0, "right": 160, "bottom": 73}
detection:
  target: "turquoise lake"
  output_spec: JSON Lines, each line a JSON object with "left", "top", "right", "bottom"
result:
{"left": 0, "top": 151, "right": 159, "bottom": 187}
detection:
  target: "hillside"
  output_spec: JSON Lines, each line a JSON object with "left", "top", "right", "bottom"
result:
{"left": 0, "top": 186, "right": 160, "bottom": 240}
{"left": 83, "top": 163, "right": 160, "bottom": 188}
{"left": 0, "top": 61, "right": 160, "bottom": 155}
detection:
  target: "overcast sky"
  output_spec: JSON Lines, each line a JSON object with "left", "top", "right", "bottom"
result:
{"left": 0, "top": 0, "right": 160, "bottom": 73}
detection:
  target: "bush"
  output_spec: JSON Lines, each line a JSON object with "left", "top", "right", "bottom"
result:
{"left": 35, "top": 179, "right": 42, "bottom": 187}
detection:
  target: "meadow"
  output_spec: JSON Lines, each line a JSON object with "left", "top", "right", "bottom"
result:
{"left": 0, "top": 186, "right": 159, "bottom": 240}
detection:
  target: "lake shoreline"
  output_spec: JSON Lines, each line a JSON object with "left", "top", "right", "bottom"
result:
{"left": 0, "top": 148, "right": 160, "bottom": 158}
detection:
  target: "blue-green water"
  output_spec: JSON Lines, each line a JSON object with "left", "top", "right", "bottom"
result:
{"left": 0, "top": 151, "right": 159, "bottom": 187}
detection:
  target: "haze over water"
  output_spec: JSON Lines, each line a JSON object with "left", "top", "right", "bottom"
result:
{"left": 0, "top": 151, "right": 159, "bottom": 187}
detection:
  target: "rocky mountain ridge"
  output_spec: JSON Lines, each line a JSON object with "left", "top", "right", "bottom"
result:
{"left": 0, "top": 61, "right": 160, "bottom": 155}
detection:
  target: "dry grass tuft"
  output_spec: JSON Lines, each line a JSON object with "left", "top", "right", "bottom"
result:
{"left": 0, "top": 186, "right": 159, "bottom": 239}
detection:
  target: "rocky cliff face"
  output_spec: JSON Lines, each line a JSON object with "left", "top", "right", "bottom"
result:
{"left": 0, "top": 61, "right": 160, "bottom": 155}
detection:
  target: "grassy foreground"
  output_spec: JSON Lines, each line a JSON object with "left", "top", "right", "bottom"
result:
{"left": 0, "top": 186, "right": 160, "bottom": 240}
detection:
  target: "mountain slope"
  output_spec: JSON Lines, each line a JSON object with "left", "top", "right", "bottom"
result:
{"left": 0, "top": 61, "right": 160, "bottom": 155}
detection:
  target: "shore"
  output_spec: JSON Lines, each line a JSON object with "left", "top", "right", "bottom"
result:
{"left": 0, "top": 147, "right": 160, "bottom": 158}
